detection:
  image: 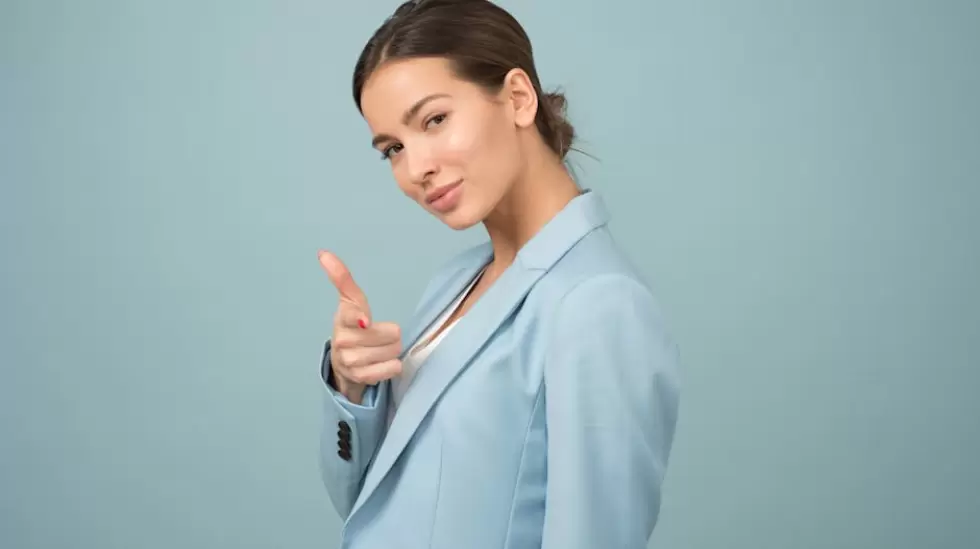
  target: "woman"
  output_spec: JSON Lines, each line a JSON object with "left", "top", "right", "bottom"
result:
{"left": 315, "top": 1, "right": 681, "bottom": 547}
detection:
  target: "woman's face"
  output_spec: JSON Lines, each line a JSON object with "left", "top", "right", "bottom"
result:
{"left": 359, "top": 57, "right": 534, "bottom": 230}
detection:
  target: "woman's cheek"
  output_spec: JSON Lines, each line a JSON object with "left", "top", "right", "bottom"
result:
{"left": 442, "top": 124, "right": 478, "bottom": 160}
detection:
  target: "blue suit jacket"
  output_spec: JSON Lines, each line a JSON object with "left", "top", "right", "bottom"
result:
{"left": 318, "top": 190, "right": 681, "bottom": 549}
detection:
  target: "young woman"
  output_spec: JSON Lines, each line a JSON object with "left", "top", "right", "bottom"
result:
{"left": 315, "top": 1, "right": 681, "bottom": 547}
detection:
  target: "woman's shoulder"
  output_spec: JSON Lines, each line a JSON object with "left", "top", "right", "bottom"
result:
{"left": 531, "top": 227, "right": 680, "bottom": 379}
{"left": 537, "top": 226, "right": 661, "bottom": 305}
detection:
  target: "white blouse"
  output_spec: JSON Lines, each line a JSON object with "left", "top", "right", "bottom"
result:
{"left": 387, "top": 266, "right": 486, "bottom": 427}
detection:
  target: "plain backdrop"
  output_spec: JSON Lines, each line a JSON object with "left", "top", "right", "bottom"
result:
{"left": 1, "top": 1, "right": 978, "bottom": 547}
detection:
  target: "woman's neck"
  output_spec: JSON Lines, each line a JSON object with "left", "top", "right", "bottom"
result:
{"left": 481, "top": 150, "right": 581, "bottom": 274}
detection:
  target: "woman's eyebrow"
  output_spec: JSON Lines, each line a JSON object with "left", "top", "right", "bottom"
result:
{"left": 371, "top": 93, "right": 451, "bottom": 148}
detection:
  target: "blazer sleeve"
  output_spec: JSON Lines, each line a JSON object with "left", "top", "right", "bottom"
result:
{"left": 541, "top": 274, "right": 681, "bottom": 549}
{"left": 317, "top": 339, "right": 389, "bottom": 519}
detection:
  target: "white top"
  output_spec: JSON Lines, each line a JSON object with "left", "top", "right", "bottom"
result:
{"left": 387, "top": 266, "right": 486, "bottom": 427}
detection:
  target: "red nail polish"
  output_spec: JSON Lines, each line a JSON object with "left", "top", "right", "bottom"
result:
{"left": 358, "top": 319, "right": 367, "bottom": 329}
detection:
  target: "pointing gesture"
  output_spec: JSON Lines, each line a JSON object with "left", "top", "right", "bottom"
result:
{"left": 318, "top": 251, "right": 403, "bottom": 404}
{"left": 319, "top": 250, "right": 372, "bottom": 328}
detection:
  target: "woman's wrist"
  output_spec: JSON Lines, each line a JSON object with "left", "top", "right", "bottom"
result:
{"left": 329, "top": 367, "right": 365, "bottom": 404}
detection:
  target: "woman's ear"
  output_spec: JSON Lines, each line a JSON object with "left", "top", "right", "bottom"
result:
{"left": 501, "top": 68, "right": 538, "bottom": 129}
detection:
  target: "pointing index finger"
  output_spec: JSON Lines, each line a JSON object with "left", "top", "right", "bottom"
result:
{"left": 318, "top": 250, "right": 371, "bottom": 318}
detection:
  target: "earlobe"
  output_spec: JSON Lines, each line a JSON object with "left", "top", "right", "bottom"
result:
{"left": 503, "top": 68, "right": 538, "bottom": 129}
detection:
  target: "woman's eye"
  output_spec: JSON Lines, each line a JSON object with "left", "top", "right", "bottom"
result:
{"left": 425, "top": 114, "right": 447, "bottom": 129}
{"left": 381, "top": 144, "right": 403, "bottom": 160}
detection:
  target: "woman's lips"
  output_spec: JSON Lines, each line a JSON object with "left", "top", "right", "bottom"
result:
{"left": 426, "top": 180, "right": 463, "bottom": 213}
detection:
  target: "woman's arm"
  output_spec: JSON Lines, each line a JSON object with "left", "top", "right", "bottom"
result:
{"left": 314, "top": 247, "right": 474, "bottom": 517}
{"left": 541, "top": 274, "right": 681, "bottom": 549}
{"left": 317, "top": 339, "right": 389, "bottom": 519}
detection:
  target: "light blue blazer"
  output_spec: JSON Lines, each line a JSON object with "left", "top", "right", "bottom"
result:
{"left": 317, "top": 190, "right": 681, "bottom": 549}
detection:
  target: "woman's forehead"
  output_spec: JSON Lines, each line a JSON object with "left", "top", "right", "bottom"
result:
{"left": 361, "top": 58, "right": 472, "bottom": 122}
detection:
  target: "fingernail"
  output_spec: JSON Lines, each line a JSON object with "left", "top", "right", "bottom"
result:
{"left": 358, "top": 319, "right": 367, "bottom": 329}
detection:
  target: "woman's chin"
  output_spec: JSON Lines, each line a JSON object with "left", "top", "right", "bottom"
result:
{"left": 432, "top": 205, "right": 482, "bottom": 231}
{"left": 441, "top": 214, "right": 481, "bottom": 231}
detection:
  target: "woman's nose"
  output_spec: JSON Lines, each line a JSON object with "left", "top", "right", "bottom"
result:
{"left": 406, "top": 147, "right": 438, "bottom": 187}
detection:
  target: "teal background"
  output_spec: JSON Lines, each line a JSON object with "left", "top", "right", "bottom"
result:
{"left": 2, "top": 1, "right": 978, "bottom": 547}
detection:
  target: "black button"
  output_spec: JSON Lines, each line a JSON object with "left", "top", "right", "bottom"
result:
{"left": 338, "top": 421, "right": 351, "bottom": 434}
{"left": 338, "top": 439, "right": 351, "bottom": 453}
{"left": 337, "top": 428, "right": 351, "bottom": 441}
{"left": 338, "top": 448, "right": 352, "bottom": 461}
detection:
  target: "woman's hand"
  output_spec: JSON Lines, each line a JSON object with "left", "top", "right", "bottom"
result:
{"left": 318, "top": 250, "right": 403, "bottom": 404}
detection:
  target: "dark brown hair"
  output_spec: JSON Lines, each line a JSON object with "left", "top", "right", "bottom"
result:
{"left": 352, "top": 0, "right": 576, "bottom": 160}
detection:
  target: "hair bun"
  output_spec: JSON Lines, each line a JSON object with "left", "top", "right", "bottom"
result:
{"left": 540, "top": 92, "right": 575, "bottom": 159}
{"left": 543, "top": 92, "right": 567, "bottom": 115}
